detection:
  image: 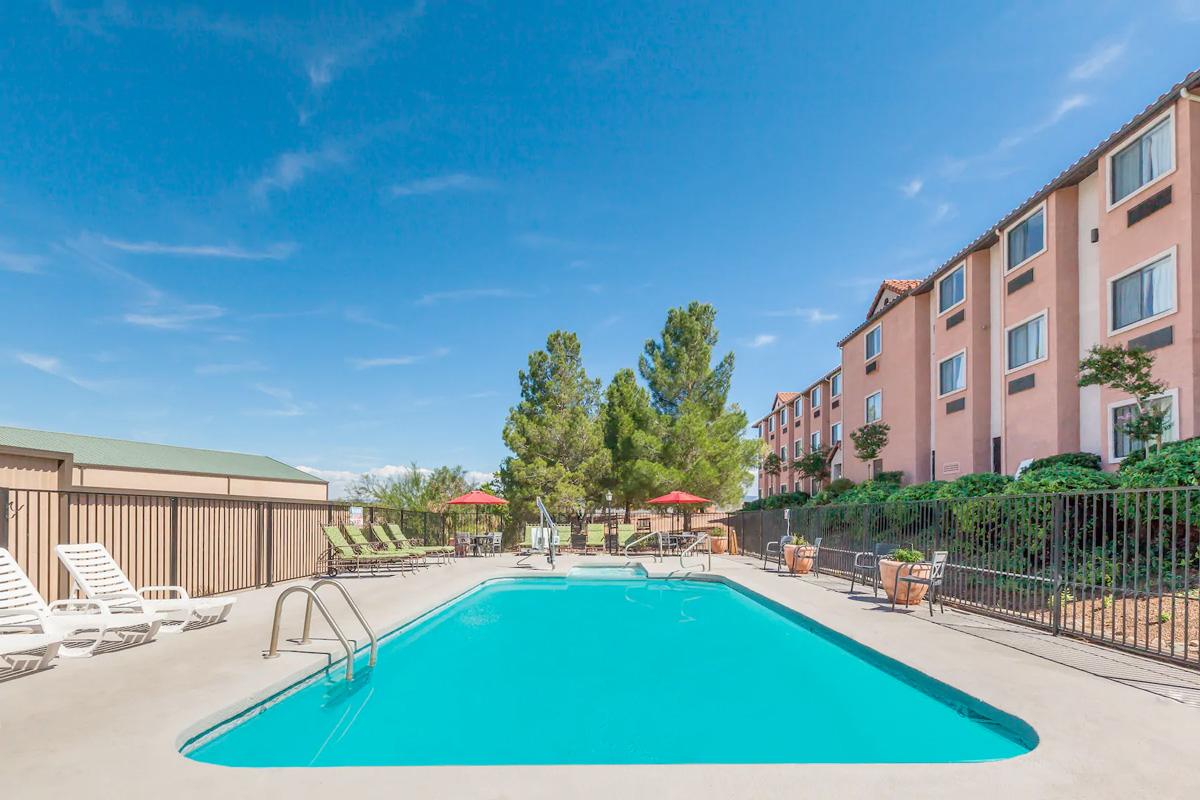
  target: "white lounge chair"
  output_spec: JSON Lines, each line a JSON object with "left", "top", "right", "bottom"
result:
{"left": 1, "top": 548, "right": 161, "bottom": 657}
{"left": 55, "top": 543, "right": 235, "bottom": 633}
{"left": 0, "top": 631, "right": 62, "bottom": 674}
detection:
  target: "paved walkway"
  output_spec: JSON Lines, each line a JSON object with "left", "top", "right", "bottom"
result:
{"left": 1, "top": 553, "right": 1198, "bottom": 799}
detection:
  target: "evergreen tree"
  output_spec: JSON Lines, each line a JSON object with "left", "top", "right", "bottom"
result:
{"left": 601, "top": 368, "right": 664, "bottom": 520}
{"left": 499, "top": 331, "right": 610, "bottom": 520}
{"left": 638, "top": 302, "right": 756, "bottom": 508}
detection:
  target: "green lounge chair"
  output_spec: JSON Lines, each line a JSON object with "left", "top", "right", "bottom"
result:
{"left": 617, "top": 523, "right": 637, "bottom": 552}
{"left": 385, "top": 523, "right": 455, "bottom": 558}
{"left": 369, "top": 524, "right": 430, "bottom": 567}
{"left": 319, "top": 525, "right": 403, "bottom": 576}
{"left": 343, "top": 525, "right": 418, "bottom": 573}
{"left": 555, "top": 526, "right": 575, "bottom": 553}
{"left": 585, "top": 523, "right": 606, "bottom": 553}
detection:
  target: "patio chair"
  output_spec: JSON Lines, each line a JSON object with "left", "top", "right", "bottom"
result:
{"left": 617, "top": 523, "right": 637, "bottom": 552}
{"left": 789, "top": 537, "right": 822, "bottom": 577}
{"left": 0, "top": 630, "right": 62, "bottom": 675}
{"left": 369, "top": 525, "right": 430, "bottom": 567}
{"left": 553, "top": 526, "right": 574, "bottom": 553}
{"left": 55, "top": 542, "right": 235, "bottom": 632}
{"left": 584, "top": 524, "right": 605, "bottom": 553}
{"left": 487, "top": 532, "right": 503, "bottom": 556}
{"left": 764, "top": 534, "right": 791, "bottom": 572}
{"left": 377, "top": 524, "right": 452, "bottom": 565}
{"left": 455, "top": 532, "right": 473, "bottom": 557}
{"left": 891, "top": 551, "right": 949, "bottom": 616}
{"left": 1, "top": 547, "right": 161, "bottom": 658}
{"left": 345, "top": 526, "right": 420, "bottom": 572}
{"left": 319, "top": 525, "right": 404, "bottom": 576}
{"left": 849, "top": 542, "right": 901, "bottom": 596}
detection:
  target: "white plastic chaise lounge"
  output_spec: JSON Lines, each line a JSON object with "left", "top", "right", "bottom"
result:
{"left": 0, "top": 630, "right": 61, "bottom": 674}
{"left": 1, "top": 547, "right": 161, "bottom": 659}
{"left": 55, "top": 543, "right": 235, "bottom": 633}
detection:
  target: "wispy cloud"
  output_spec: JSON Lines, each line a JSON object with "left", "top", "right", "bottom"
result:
{"left": 900, "top": 178, "right": 923, "bottom": 198}
{"left": 0, "top": 242, "right": 47, "bottom": 273}
{"left": 99, "top": 237, "right": 297, "bottom": 261}
{"left": 347, "top": 346, "right": 450, "bottom": 370}
{"left": 416, "top": 287, "right": 533, "bottom": 306}
{"left": 467, "top": 390, "right": 498, "bottom": 399}
{"left": 932, "top": 202, "right": 955, "bottom": 223}
{"left": 1180, "top": 0, "right": 1200, "bottom": 21}
{"left": 575, "top": 47, "right": 633, "bottom": 75}
{"left": 746, "top": 334, "right": 777, "bottom": 348}
{"left": 597, "top": 314, "right": 621, "bottom": 329}
{"left": 123, "top": 304, "right": 226, "bottom": 331}
{"left": 1068, "top": 41, "right": 1126, "bottom": 81}
{"left": 15, "top": 352, "right": 110, "bottom": 392}
{"left": 245, "top": 384, "right": 311, "bottom": 417}
{"left": 343, "top": 307, "right": 394, "bottom": 329}
{"left": 252, "top": 142, "right": 347, "bottom": 199}
{"left": 762, "top": 308, "right": 838, "bottom": 324}
{"left": 195, "top": 361, "right": 265, "bottom": 376}
{"left": 390, "top": 173, "right": 495, "bottom": 197}
{"left": 999, "top": 94, "right": 1091, "bottom": 150}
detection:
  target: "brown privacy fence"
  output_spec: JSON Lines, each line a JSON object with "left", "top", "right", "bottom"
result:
{"left": 5, "top": 484, "right": 1198, "bottom": 669}
{"left": 0, "top": 487, "right": 458, "bottom": 602}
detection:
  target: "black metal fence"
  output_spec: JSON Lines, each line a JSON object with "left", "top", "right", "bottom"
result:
{"left": 0, "top": 487, "right": 458, "bottom": 602}
{"left": 728, "top": 487, "right": 1200, "bottom": 669}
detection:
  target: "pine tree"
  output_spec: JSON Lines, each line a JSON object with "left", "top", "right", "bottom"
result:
{"left": 601, "top": 368, "right": 664, "bottom": 521}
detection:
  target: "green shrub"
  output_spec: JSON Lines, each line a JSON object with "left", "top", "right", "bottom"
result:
{"left": 828, "top": 479, "right": 901, "bottom": 505}
{"left": 812, "top": 477, "right": 855, "bottom": 506}
{"left": 891, "top": 547, "right": 925, "bottom": 563}
{"left": 1118, "top": 438, "right": 1200, "bottom": 489}
{"left": 1006, "top": 465, "right": 1118, "bottom": 495}
{"left": 1026, "top": 452, "right": 1102, "bottom": 473}
{"left": 874, "top": 470, "right": 905, "bottom": 484}
{"left": 1118, "top": 435, "right": 1200, "bottom": 470}
{"left": 887, "top": 480, "right": 947, "bottom": 503}
{"left": 744, "top": 490, "right": 810, "bottom": 512}
{"left": 935, "top": 472, "right": 1013, "bottom": 499}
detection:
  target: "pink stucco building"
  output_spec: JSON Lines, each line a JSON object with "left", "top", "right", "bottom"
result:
{"left": 755, "top": 69, "right": 1200, "bottom": 494}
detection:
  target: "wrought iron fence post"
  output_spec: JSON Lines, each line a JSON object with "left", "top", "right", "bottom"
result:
{"left": 1051, "top": 494, "right": 1064, "bottom": 636}
{"left": 264, "top": 502, "right": 275, "bottom": 587}
{"left": 169, "top": 496, "right": 180, "bottom": 587}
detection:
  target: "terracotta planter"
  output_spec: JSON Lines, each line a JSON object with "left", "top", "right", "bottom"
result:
{"left": 879, "top": 559, "right": 931, "bottom": 605}
{"left": 710, "top": 536, "right": 728, "bottom": 555}
{"left": 783, "top": 543, "right": 816, "bottom": 574}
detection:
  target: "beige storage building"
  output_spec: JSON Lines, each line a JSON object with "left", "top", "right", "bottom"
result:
{"left": 0, "top": 426, "right": 327, "bottom": 500}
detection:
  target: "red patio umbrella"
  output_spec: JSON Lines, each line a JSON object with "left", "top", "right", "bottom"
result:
{"left": 647, "top": 491, "right": 710, "bottom": 545}
{"left": 446, "top": 490, "right": 509, "bottom": 551}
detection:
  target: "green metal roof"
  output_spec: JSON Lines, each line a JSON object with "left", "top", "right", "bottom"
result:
{"left": 0, "top": 426, "right": 325, "bottom": 484}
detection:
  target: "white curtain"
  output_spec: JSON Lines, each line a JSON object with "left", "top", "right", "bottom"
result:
{"left": 1145, "top": 119, "right": 1173, "bottom": 182}
{"left": 1145, "top": 257, "right": 1173, "bottom": 316}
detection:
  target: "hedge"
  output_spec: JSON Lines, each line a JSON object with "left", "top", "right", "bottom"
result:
{"left": 1006, "top": 465, "right": 1118, "bottom": 495}
{"left": 935, "top": 472, "right": 1013, "bottom": 499}
{"left": 886, "top": 480, "right": 947, "bottom": 503}
{"left": 1026, "top": 452, "right": 1102, "bottom": 473}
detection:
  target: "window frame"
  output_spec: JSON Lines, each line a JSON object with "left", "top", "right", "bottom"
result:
{"left": 768, "top": 416, "right": 774, "bottom": 432}
{"left": 1106, "top": 246, "right": 1178, "bottom": 336}
{"left": 810, "top": 431, "right": 820, "bottom": 451}
{"left": 936, "top": 263, "right": 967, "bottom": 317}
{"left": 780, "top": 444, "right": 787, "bottom": 462}
{"left": 1106, "top": 108, "right": 1176, "bottom": 211}
{"left": 831, "top": 421, "right": 842, "bottom": 443}
{"left": 1004, "top": 203, "right": 1047, "bottom": 274}
{"left": 793, "top": 399, "right": 802, "bottom": 416}
{"left": 1108, "top": 388, "right": 1179, "bottom": 463}
{"left": 830, "top": 372, "right": 842, "bottom": 398}
{"left": 1003, "top": 309, "right": 1050, "bottom": 375}
{"left": 811, "top": 386, "right": 822, "bottom": 408}
{"left": 865, "top": 390, "right": 883, "bottom": 423}
{"left": 864, "top": 323, "right": 882, "bottom": 361}
{"left": 780, "top": 406, "right": 788, "bottom": 426}
{"left": 936, "top": 348, "right": 968, "bottom": 399}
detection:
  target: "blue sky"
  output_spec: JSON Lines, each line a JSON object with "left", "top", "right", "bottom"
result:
{"left": 2, "top": 1, "right": 1198, "bottom": 496}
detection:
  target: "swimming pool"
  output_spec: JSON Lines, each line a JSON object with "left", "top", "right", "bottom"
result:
{"left": 184, "top": 575, "right": 1036, "bottom": 766}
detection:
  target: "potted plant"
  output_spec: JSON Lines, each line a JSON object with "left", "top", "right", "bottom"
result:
{"left": 878, "top": 548, "right": 931, "bottom": 605}
{"left": 708, "top": 526, "right": 728, "bottom": 554}
{"left": 783, "top": 535, "right": 817, "bottom": 574}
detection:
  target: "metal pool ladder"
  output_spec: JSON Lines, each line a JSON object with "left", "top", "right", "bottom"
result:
{"left": 264, "top": 579, "right": 378, "bottom": 681}
{"left": 679, "top": 532, "right": 712, "bottom": 572}
{"left": 622, "top": 530, "right": 664, "bottom": 562}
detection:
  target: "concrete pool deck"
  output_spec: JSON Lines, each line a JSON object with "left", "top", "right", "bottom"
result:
{"left": 1, "top": 553, "right": 1198, "bottom": 799}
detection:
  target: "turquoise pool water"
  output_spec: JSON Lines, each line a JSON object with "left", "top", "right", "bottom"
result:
{"left": 185, "top": 577, "right": 1035, "bottom": 766}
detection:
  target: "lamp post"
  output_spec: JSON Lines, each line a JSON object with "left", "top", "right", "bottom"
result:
{"left": 605, "top": 490, "right": 613, "bottom": 554}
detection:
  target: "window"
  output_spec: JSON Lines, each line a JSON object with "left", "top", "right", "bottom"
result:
{"left": 830, "top": 373, "right": 842, "bottom": 397}
{"left": 811, "top": 386, "right": 822, "bottom": 408}
{"left": 793, "top": 399, "right": 802, "bottom": 416}
{"left": 810, "top": 431, "right": 820, "bottom": 451}
{"left": 831, "top": 422, "right": 842, "bottom": 442}
{"left": 938, "top": 351, "right": 966, "bottom": 397}
{"left": 1111, "top": 252, "right": 1175, "bottom": 332}
{"left": 768, "top": 417, "right": 774, "bottom": 432}
{"left": 865, "top": 325, "right": 882, "bottom": 360}
{"left": 780, "top": 445, "right": 787, "bottom": 461}
{"left": 780, "top": 407, "right": 788, "bottom": 425}
{"left": 1006, "top": 313, "right": 1047, "bottom": 371}
{"left": 1110, "top": 115, "right": 1173, "bottom": 204}
{"left": 831, "top": 463, "right": 842, "bottom": 480}
{"left": 938, "top": 265, "right": 965, "bottom": 314}
{"left": 1006, "top": 207, "right": 1045, "bottom": 271}
{"left": 1111, "top": 393, "right": 1176, "bottom": 461}
{"left": 865, "top": 391, "right": 882, "bottom": 423}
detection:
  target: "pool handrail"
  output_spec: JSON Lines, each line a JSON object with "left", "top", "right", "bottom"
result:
{"left": 301, "top": 579, "right": 378, "bottom": 669}
{"left": 264, "top": 582, "right": 373, "bottom": 681}
{"left": 679, "top": 531, "right": 711, "bottom": 572}
{"left": 622, "top": 530, "right": 663, "bottom": 562}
